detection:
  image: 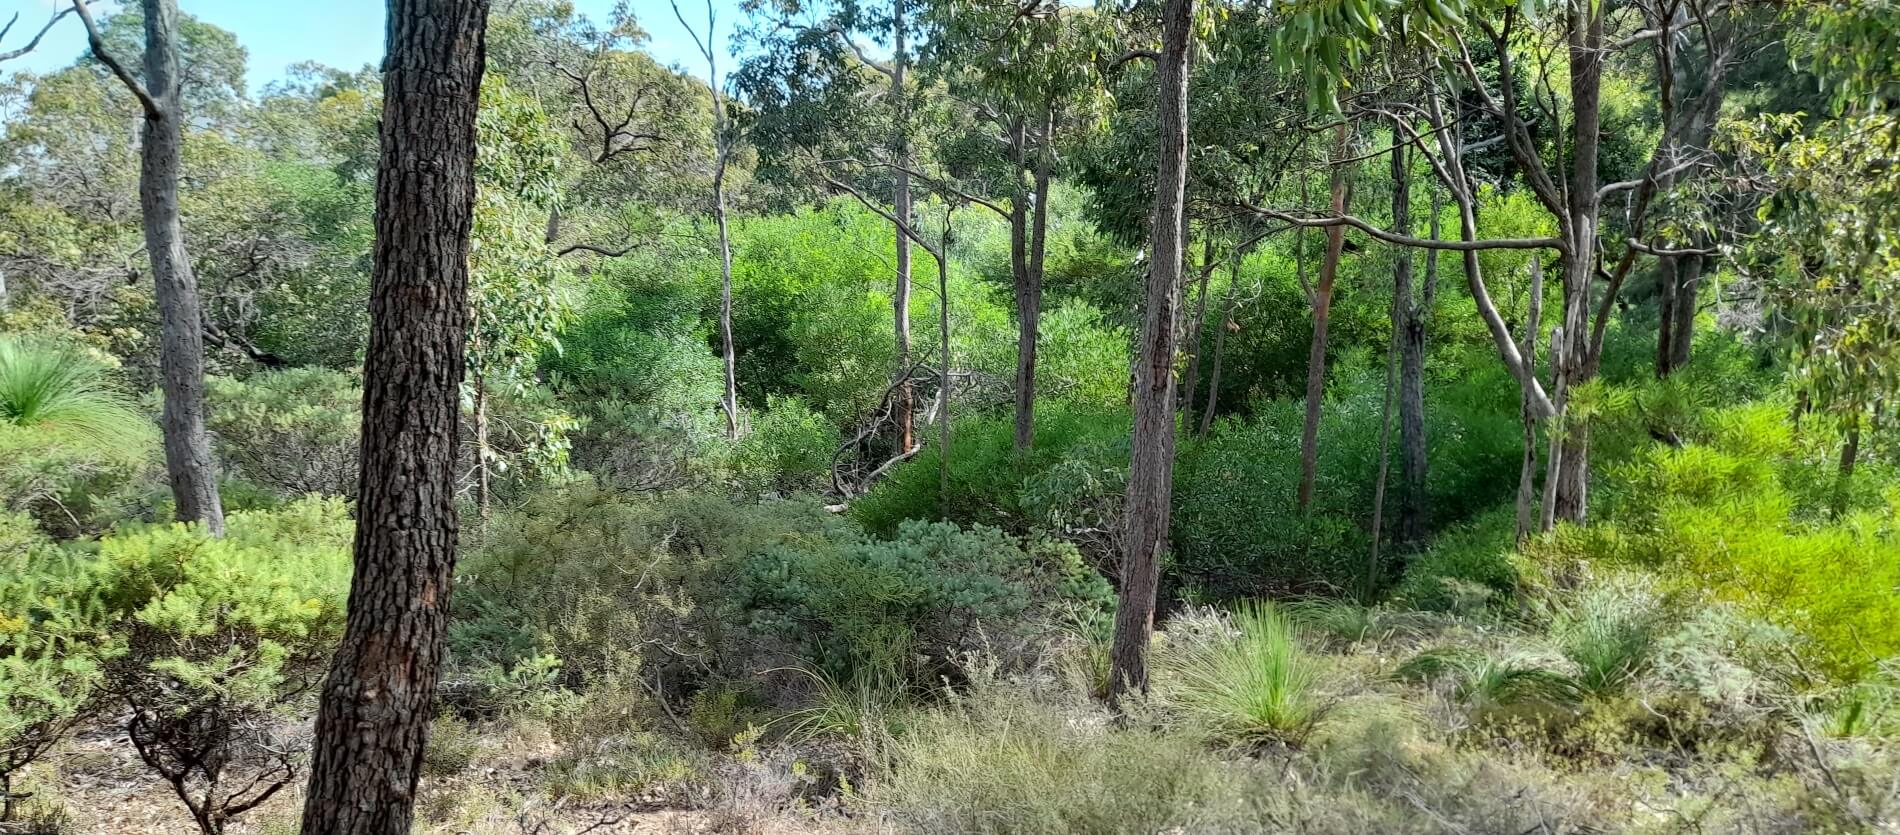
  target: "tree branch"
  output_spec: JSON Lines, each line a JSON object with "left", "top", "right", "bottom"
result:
{"left": 73, "top": 0, "right": 161, "bottom": 120}
{"left": 1243, "top": 205, "right": 1561, "bottom": 252}
{"left": 0, "top": 5, "right": 78, "bottom": 65}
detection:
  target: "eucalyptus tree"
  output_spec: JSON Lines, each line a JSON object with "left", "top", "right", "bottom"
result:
{"left": 738, "top": 0, "right": 925, "bottom": 454}
{"left": 73, "top": 0, "right": 225, "bottom": 535}
{"left": 672, "top": 0, "right": 743, "bottom": 439}
{"left": 301, "top": 0, "right": 489, "bottom": 830}
{"left": 918, "top": 0, "right": 1107, "bottom": 451}
{"left": 1107, "top": 0, "right": 1195, "bottom": 703}
{"left": 1261, "top": 0, "right": 1765, "bottom": 525}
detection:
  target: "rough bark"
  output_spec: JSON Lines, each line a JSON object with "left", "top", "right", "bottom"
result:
{"left": 1516, "top": 255, "right": 1546, "bottom": 541}
{"left": 299, "top": 1, "right": 487, "bottom": 832}
{"left": 1180, "top": 235, "right": 1215, "bottom": 431}
{"left": 1106, "top": 0, "right": 1192, "bottom": 704}
{"left": 1297, "top": 125, "right": 1351, "bottom": 512}
{"left": 81, "top": 0, "right": 225, "bottom": 536}
{"left": 891, "top": 0, "right": 914, "bottom": 454}
{"left": 1666, "top": 250, "right": 1702, "bottom": 372}
{"left": 1393, "top": 135, "right": 1430, "bottom": 544}
{"left": 1009, "top": 110, "right": 1052, "bottom": 454}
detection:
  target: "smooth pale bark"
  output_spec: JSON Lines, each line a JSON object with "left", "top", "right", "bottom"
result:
{"left": 1106, "top": 0, "right": 1192, "bottom": 704}
{"left": 299, "top": 1, "right": 487, "bottom": 831}
{"left": 80, "top": 0, "right": 225, "bottom": 536}
{"left": 1297, "top": 124, "right": 1351, "bottom": 512}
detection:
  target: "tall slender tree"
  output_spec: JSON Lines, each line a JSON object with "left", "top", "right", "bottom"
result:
{"left": 1106, "top": 0, "right": 1193, "bottom": 703}
{"left": 673, "top": 0, "right": 742, "bottom": 439}
{"left": 74, "top": 0, "right": 225, "bottom": 536}
{"left": 299, "top": 0, "right": 488, "bottom": 831}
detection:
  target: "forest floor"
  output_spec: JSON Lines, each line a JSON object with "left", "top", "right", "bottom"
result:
{"left": 41, "top": 719, "right": 832, "bottom": 835}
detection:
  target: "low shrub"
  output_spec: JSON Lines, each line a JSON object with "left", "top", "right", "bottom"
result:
{"left": 730, "top": 395, "right": 838, "bottom": 494}
{"left": 868, "top": 688, "right": 1268, "bottom": 834}
{"left": 0, "top": 339, "right": 157, "bottom": 535}
{"left": 82, "top": 498, "right": 353, "bottom": 835}
{"left": 205, "top": 368, "right": 360, "bottom": 499}
{"left": 1392, "top": 506, "right": 1520, "bottom": 613}
{"left": 1173, "top": 365, "right": 1520, "bottom": 599}
{"left": 734, "top": 519, "right": 1113, "bottom": 691}
{"left": 1156, "top": 602, "right": 1327, "bottom": 744}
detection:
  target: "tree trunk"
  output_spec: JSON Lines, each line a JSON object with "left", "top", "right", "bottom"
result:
{"left": 937, "top": 226, "right": 952, "bottom": 519}
{"left": 1366, "top": 313, "right": 1399, "bottom": 600}
{"left": 1198, "top": 242, "right": 1242, "bottom": 438}
{"left": 1515, "top": 256, "right": 1546, "bottom": 541}
{"left": 1106, "top": 0, "right": 1192, "bottom": 704}
{"left": 713, "top": 77, "right": 739, "bottom": 439}
{"left": 1015, "top": 111, "right": 1052, "bottom": 451}
{"left": 1180, "top": 235, "right": 1214, "bottom": 431}
{"left": 891, "top": 0, "right": 914, "bottom": 455}
{"left": 1298, "top": 124, "right": 1351, "bottom": 512}
{"left": 299, "top": 1, "right": 487, "bottom": 832}
{"left": 1831, "top": 414, "right": 1860, "bottom": 518}
{"left": 1394, "top": 133, "right": 1431, "bottom": 544}
{"left": 98, "top": 0, "right": 226, "bottom": 536}
{"left": 1655, "top": 255, "right": 1679, "bottom": 377}
{"left": 1667, "top": 250, "right": 1701, "bottom": 372}
{"left": 1008, "top": 118, "right": 1033, "bottom": 452}
{"left": 1548, "top": 5, "right": 1606, "bottom": 526}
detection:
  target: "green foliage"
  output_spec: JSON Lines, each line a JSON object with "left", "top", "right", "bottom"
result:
{"left": 869, "top": 688, "right": 1266, "bottom": 834}
{"left": 735, "top": 520, "right": 1112, "bottom": 690}
{"left": 0, "top": 514, "right": 106, "bottom": 813}
{"left": 730, "top": 395, "right": 839, "bottom": 494}
{"left": 1174, "top": 365, "right": 1519, "bottom": 598}
{"left": 205, "top": 368, "right": 360, "bottom": 499}
{"left": 1157, "top": 603, "right": 1327, "bottom": 743}
{"left": 852, "top": 405, "right": 1130, "bottom": 547}
{"left": 0, "top": 340, "right": 157, "bottom": 534}
{"left": 1393, "top": 507, "right": 1519, "bottom": 612}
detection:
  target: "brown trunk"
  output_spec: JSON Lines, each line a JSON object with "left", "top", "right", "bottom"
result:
{"left": 892, "top": 0, "right": 914, "bottom": 455}
{"left": 299, "top": 2, "right": 487, "bottom": 832}
{"left": 1667, "top": 250, "right": 1701, "bottom": 372}
{"left": 1394, "top": 134, "right": 1430, "bottom": 544}
{"left": 1366, "top": 313, "right": 1399, "bottom": 599}
{"left": 1198, "top": 243, "right": 1242, "bottom": 438}
{"left": 1106, "top": 0, "right": 1192, "bottom": 704}
{"left": 85, "top": 0, "right": 226, "bottom": 535}
{"left": 1655, "top": 255, "right": 1678, "bottom": 377}
{"left": 1181, "top": 235, "right": 1214, "bottom": 431}
{"left": 1516, "top": 256, "right": 1546, "bottom": 541}
{"left": 1550, "top": 5, "right": 1606, "bottom": 526}
{"left": 1831, "top": 415, "right": 1860, "bottom": 518}
{"left": 936, "top": 223, "right": 952, "bottom": 518}
{"left": 1298, "top": 125, "right": 1351, "bottom": 511}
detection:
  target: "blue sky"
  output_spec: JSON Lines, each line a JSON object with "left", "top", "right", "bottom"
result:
{"left": 2, "top": 0, "right": 746, "bottom": 90}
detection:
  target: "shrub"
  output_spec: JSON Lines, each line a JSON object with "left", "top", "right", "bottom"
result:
{"left": 451, "top": 485, "right": 850, "bottom": 683}
{"left": 1392, "top": 507, "right": 1521, "bottom": 613}
{"left": 868, "top": 688, "right": 1267, "bottom": 834}
{"left": 730, "top": 395, "right": 838, "bottom": 494}
{"left": 0, "top": 517, "right": 106, "bottom": 823}
{"left": 205, "top": 368, "right": 360, "bottom": 499}
{"left": 0, "top": 340, "right": 157, "bottom": 534}
{"left": 1545, "top": 575, "right": 1667, "bottom": 698}
{"left": 83, "top": 498, "right": 352, "bottom": 835}
{"left": 851, "top": 405, "right": 1129, "bottom": 550}
{"left": 734, "top": 520, "right": 1112, "bottom": 691}
{"left": 1173, "top": 365, "right": 1520, "bottom": 599}
{"left": 1156, "top": 602, "right": 1326, "bottom": 743}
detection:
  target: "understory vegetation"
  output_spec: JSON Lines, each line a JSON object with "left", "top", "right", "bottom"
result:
{"left": 2, "top": 0, "right": 1898, "bottom": 832}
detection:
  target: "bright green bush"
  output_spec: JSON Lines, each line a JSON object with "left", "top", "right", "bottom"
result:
{"left": 730, "top": 395, "right": 839, "bottom": 494}
{"left": 0, "top": 339, "right": 157, "bottom": 534}
{"left": 851, "top": 405, "right": 1129, "bottom": 547}
{"left": 1544, "top": 402, "right": 1900, "bottom": 680}
{"left": 205, "top": 368, "right": 360, "bottom": 499}
{"left": 0, "top": 512, "right": 107, "bottom": 821}
{"left": 734, "top": 520, "right": 1112, "bottom": 690}
{"left": 83, "top": 498, "right": 352, "bottom": 833}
